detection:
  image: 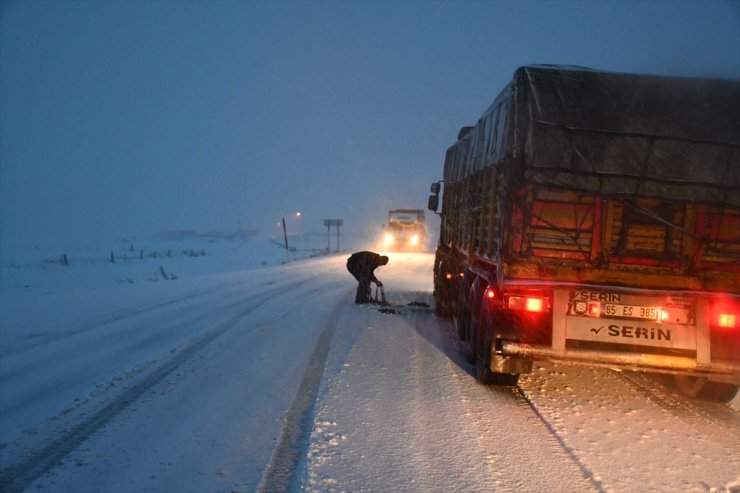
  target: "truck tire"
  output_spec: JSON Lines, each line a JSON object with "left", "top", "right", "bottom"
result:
{"left": 458, "top": 304, "right": 475, "bottom": 364}
{"left": 463, "top": 279, "right": 487, "bottom": 363}
{"left": 674, "top": 375, "right": 740, "bottom": 403}
{"left": 456, "top": 278, "right": 474, "bottom": 342}
{"left": 434, "top": 299, "right": 449, "bottom": 318}
{"left": 456, "top": 301, "right": 470, "bottom": 340}
{"left": 473, "top": 318, "right": 519, "bottom": 387}
{"left": 434, "top": 260, "right": 455, "bottom": 318}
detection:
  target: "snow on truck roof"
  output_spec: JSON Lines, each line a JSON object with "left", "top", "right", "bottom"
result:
{"left": 514, "top": 65, "right": 740, "bottom": 144}
{"left": 447, "top": 65, "right": 740, "bottom": 206}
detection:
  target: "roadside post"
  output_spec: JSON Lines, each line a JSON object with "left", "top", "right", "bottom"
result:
{"left": 323, "top": 219, "right": 344, "bottom": 253}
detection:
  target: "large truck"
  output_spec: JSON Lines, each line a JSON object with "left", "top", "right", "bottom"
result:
{"left": 383, "top": 209, "right": 426, "bottom": 251}
{"left": 428, "top": 65, "right": 740, "bottom": 402}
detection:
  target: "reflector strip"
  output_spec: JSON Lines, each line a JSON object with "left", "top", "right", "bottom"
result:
{"left": 508, "top": 296, "right": 522, "bottom": 310}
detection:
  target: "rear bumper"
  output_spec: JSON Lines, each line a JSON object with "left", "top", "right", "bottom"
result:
{"left": 499, "top": 341, "right": 740, "bottom": 384}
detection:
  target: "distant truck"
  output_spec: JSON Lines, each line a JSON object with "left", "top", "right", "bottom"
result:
{"left": 428, "top": 65, "right": 740, "bottom": 402}
{"left": 383, "top": 209, "right": 425, "bottom": 251}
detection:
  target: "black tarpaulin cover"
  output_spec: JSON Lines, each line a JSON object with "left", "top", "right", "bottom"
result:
{"left": 465, "top": 65, "right": 740, "bottom": 206}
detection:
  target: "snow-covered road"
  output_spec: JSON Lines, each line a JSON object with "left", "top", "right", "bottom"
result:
{"left": 1, "top": 251, "right": 738, "bottom": 492}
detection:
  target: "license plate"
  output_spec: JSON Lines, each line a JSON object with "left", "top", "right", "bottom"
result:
{"left": 602, "top": 303, "right": 660, "bottom": 321}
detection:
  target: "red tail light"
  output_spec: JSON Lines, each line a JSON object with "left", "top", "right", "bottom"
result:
{"left": 712, "top": 300, "right": 738, "bottom": 329}
{"left": 718, "top": 313, "right": 736, "bottom": 328}
{"left": 485, "top": 288, "right": 496, "bottom": 300}
{"left": 588, "top": 302, "right": 601, "bottom": 317}
{"left": 526, "top": 298, "right": 544, "bottom": 312}
{"left": 507, "top": 296, "right": 547, "bottom": 313}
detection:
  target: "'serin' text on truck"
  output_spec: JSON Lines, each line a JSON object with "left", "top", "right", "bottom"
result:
{"left": 383, "top": 209, "right": 425, "bottom": 251}
{"left": 428, "top": 65, "right": 740, "bottom": 402}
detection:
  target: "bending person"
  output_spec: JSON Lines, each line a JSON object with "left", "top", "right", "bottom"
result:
{"left": 346, "top": 251, "right": 389, "bottom": 304}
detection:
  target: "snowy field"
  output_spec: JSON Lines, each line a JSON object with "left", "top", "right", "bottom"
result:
{"left": 1, "top": 233, "right": 739, "bottom": 492}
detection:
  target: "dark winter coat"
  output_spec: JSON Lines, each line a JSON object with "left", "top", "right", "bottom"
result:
{"left": 346, "top": 251, "right": 386, "bottom": 284}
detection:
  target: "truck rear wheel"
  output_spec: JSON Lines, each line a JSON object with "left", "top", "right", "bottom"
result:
{"left": 458, "top": 304, "right": 475, "bottom": 364}
{"left": 674, "top": 375, "right": 739, "bottom": 403}
{"left": 474, "top": 321, "right": 519, "bottom": 386}
{"left": 458, "top": 281, "right": 482, "bottom": 363}
{"left": 434, "top": 287, "right": 454, "bottom": 318}
{"left": 434, "top": 299, "right": 450, "bottom": 318}
{"left": 455, "top": 283, "right": 473, "bottom": 343}
{"left": 433, "top": 260, "right": 455, "bottom": 318}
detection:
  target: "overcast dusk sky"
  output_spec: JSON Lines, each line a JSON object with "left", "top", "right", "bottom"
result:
{"left": 1, "top": 0, "right": 739, "bottom": 248}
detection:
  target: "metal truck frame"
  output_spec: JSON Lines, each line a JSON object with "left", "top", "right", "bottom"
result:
{"left": 428, "top": 66, "right": 740, "bottom": 402}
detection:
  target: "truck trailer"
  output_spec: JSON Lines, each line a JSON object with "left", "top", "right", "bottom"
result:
{"left": 428, "top": 65, "right": 740, "bottom": 402}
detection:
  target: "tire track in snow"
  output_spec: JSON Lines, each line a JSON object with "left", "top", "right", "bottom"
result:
{"left": 430, "top": 311, "right": 604, "bottom": 490}
{"left": 426, "top": 309, "right": 598, "bottom": 492}
{"left": 611, "top": 370, "right": 740, "bottom": 444}
{"left": 515, "top": 386, "right": 607, "bottom": 493}
{"left": 0, "top": 280, "right": 311, "bottom": 493}
{"left": 256, "top": 294, "right": 350, "bottom": 493}
{"left": 1, "top": 289, "right": 259, "bottom": 386}
{"left": 2, "top": 277, "right": 261, "bottom": 358}
{"left": 614, "top": 371, "right": 738, "bottom": 413}
{"left": 516, "top": 367, "right": 740, "bottom": 492}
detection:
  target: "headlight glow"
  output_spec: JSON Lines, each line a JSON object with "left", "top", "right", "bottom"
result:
{"left": 385, "top": 233, "right": 394, "bottom": 246}
{"left": 410, "top": 234, "right": 419, "bottom": 246}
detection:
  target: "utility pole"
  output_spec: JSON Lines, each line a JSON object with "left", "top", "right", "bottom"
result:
{"left": 282, "top": 217, "right": 290, "bottom": 261}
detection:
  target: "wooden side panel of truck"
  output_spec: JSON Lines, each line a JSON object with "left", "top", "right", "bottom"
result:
{"left": 429, "top": 66, "right": 740, "bottom": 402}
